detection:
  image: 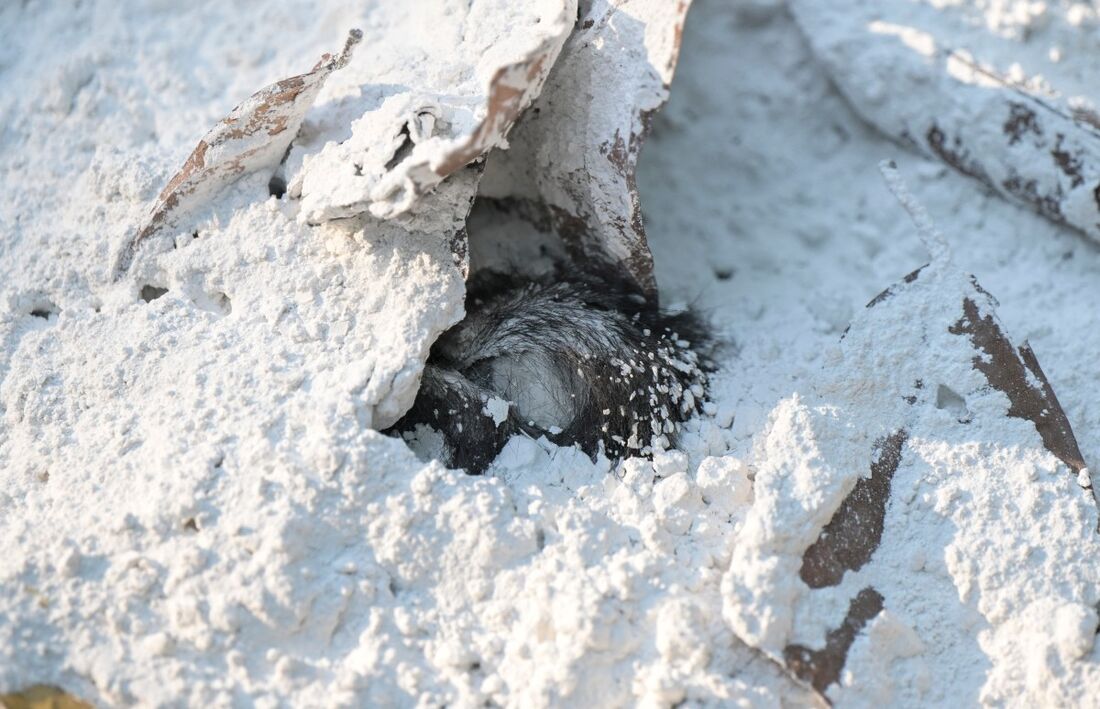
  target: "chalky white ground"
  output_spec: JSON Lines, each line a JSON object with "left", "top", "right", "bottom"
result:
{"left": 1, "top": 1, "right": 1098, "bottom": 706}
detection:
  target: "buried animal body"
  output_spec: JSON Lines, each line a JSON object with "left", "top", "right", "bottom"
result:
{"left": 388, "top": 271, "right": 712, "bottom": 474}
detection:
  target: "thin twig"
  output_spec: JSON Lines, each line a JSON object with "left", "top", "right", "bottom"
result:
{"left": 879, "top": 159, "right": 951, "bottom": 266}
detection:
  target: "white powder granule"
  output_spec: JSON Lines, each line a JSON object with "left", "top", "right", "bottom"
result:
{"left": 2, "top": 0, "right": 1100, "bottom": 707}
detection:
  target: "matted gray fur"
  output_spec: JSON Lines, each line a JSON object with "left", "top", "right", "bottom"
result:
{"left": 390, "top": 271, "right": 710, "bottom": 474}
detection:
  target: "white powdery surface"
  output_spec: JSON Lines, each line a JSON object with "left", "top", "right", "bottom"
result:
{"left": 788, "top": 0, "right": 1100, "bottom": 246}
{"left": 0, "top": 0, "right": 800, "bottom": 706}
{"left": 721, "top": 258, "right": 1100, "bottom": 705}
{"left": 289, "top": 0, "right": 574, "bottom": 223}
{"left": 2, "top": 1, "right": 1100, "bottom": 708}
{"left": 639, "top": 0, "right": 1100, "bottom": 705}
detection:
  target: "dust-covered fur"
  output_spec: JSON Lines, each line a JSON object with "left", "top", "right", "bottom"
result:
{"left": 390, "top": 271, "right": 711, "bottom": 474}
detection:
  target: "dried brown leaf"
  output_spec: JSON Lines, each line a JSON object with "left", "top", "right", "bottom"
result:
{"left": 112, "top": 29, "right": 362, "bottom": 278}
{"left": 800, "top": 431, "right": 909, "bottom": 589}
{"left": 480, "top": 0, "right": 693, "bottom": 300}
{"left": 1, "top": 686, "right": 92, "bottom": 709}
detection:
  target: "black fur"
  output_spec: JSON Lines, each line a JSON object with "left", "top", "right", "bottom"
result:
{"left": 389, "top": 271, "right": 711, "bottom": 474}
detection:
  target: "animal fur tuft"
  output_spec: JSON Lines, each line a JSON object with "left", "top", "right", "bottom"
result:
{"left": 389, "top": 271, "right": 711, "bottom": 474}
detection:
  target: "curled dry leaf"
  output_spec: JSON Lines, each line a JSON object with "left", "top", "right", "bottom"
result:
{"left": 105, "top": 1, "right": 579, "bottom": 439}
{"left": 291, "top": 0, "right": 578, "bottom": 231}
{"left": 0, "top": 686, "right": 92, "bottom": 709}
{"left": 868, "top": 268, "right": 1092, "bottom": 498}
{"left": 790, "top": 0, "right": 1100, "bottom": 244}
{"left": 479, "top": 0, "right": 693, "bottom": 300}
{"left": 783, "top": 587, "right": 885, "bottom": 695}
{"left": 724, "top": 255, "right": 1097, "bottom": 704}
{"left": 112, "top": 30, "right": 362, "bottom": 279}
{"left": 783, "top": 429, "right": 906, "bottom": 697}
{"left": 431, "top": 52, "right": 560, "bottom": 180}
{"left": 799, "top": 430, "right": 909, "bottom": 590}
{"left": 949, "top": 292, "right": 1091, "bottom": 480}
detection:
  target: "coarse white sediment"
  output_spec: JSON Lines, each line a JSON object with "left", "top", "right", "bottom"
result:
{"left": 2, "top": 0, "right": 1100, "bottom": 706}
